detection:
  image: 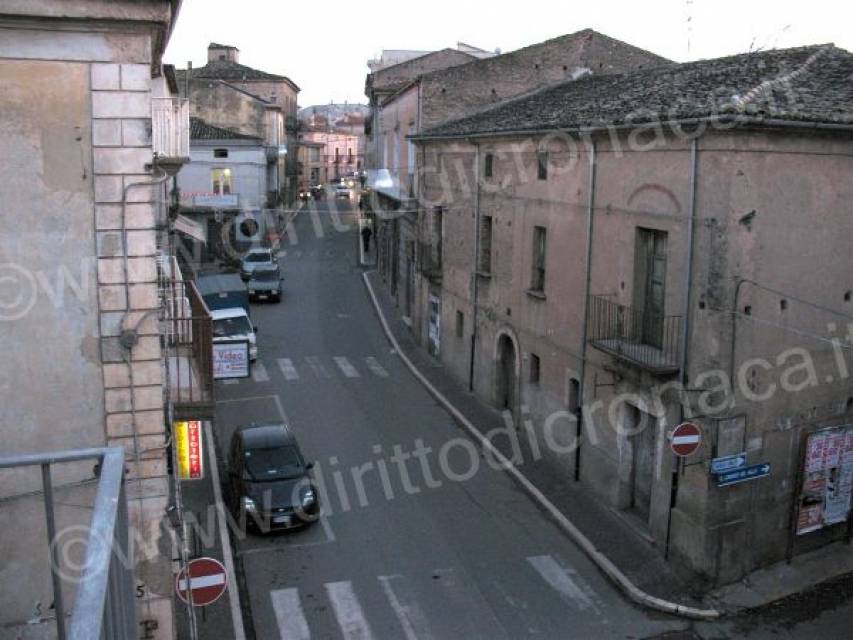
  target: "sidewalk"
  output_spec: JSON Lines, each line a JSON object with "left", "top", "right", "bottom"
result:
{"left": 362, "top": 269, "right": 853, "bottom": 616}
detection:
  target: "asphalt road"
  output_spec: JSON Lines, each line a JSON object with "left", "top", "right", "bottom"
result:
{"left": 210, "top": 200, "right": 852, "bottom": 639}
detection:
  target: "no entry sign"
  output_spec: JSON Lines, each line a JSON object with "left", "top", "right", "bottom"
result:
{"left": 176, "top": 557, "right": 227, "bottom": 606}
{"left": 670, "top": 422, "right": 702, "bottom": 457}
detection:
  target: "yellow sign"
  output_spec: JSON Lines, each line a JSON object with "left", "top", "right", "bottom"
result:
{"left": 175, "top": 420, "right": 204, "bottom": 480}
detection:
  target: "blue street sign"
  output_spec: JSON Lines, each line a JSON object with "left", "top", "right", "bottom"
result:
{"left": 710, "top": 453, "right": 747, "bottom": 474}
{"left": 716, "top": 463, "right": 771, "bottom": 487}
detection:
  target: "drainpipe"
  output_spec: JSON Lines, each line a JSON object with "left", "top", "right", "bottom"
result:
{"left": 664, "top": 137, "right": 699, "bottom": 558}
{"left": 469, "top": 141, "right": 482, "bottom": 392}
{"left": 575, "top": 140, "right": 597, "bottom": 481}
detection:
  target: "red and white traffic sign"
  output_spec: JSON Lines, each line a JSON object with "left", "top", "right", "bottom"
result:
{"left": 670, "top": 422, "right": 702, "bottom": 457}
{"left": 175, "top": 557, "right": 227, "bottom": 606}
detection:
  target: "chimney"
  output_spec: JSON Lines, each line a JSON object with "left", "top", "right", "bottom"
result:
{"left": 208, "top": 43, "right": 239, "bottom": 63}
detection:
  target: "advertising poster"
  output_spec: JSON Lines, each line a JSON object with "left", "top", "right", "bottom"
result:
{"left": 213, "top": 341, "right": 250, "bottom": 379}
{"left": 796, "top": 426, "right": 853, "bottom": 535}
{"left": 174, "top": 420, "right": 204, "bottom": 480}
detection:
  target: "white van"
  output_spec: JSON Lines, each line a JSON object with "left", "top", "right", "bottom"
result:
{"left": 211, "top": 307, "right": 258, "bottom": 361}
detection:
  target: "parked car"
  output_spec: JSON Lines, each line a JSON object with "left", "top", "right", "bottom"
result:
{"left": 240, "top": 248, "right": 277, "bottom": 281}
{"left": 247, "top": 264, "right": 282, "bottom": 302}
{"left": 196, "top": 273, "right": 250, "bottom": 316}
{"left": 311, "top": 185, "right": 324, "bottom": 200}
{"left": 211, "top": 307, "right": 257, "bottom": 361}
{"left": 227, "top": 423, "right": 319, "bottom": 533}
{"left": 334, "top": 183, "right": 351, "bottom": 199}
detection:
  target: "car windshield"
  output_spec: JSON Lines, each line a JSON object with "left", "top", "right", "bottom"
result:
{"left": 213, "top": 316, "right": 253, "bottom": 338}
{"left": 245, "top": 252, "right": 271, "bottom": 263}
{"left": 253, "top": 270, "right": 280, "bottom": 282}
{"left": 244, "top": 445, "right": 303, "bottom": 481}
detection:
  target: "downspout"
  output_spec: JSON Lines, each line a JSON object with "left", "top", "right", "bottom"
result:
{"left": 469, "top": 141, "right": 482, "bottom": 392}
{"left": 575, "top": 139, "right": 597, "bottom": 481}
{"left": 664, "top": 136, "right": 699, "bottom": 559}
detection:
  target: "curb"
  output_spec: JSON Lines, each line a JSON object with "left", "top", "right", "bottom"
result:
{"left": 361, "top": 271, "right": 722, "bottom": 621}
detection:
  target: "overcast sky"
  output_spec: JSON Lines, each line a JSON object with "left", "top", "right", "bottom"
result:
{"left": 165, "top": 0, "right": 853, "bottom": 108}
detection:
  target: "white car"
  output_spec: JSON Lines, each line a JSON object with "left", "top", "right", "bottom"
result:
{"left": 334, "top": 184, "right": 351, "bottom": 199}
{"left": 211, "top": 307, "right": 258, "bottom": 361}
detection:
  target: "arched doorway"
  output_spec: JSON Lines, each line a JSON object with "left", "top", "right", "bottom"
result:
{"left": 496, "top": 334, "right": 517, "bottom": 413}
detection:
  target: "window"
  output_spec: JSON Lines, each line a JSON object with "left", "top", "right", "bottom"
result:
{"left": 478, "top": 215, "right": 493, "bottom": 274}
{"left": 537, "top": 151, "right": 548, "bottom": 180}
{"left": 484, "top": 153, "right": 494, "bottom": 178}
{"left": 634, "top": 228, "right": 668, "bottom": 348}
{"left": 456, "top": 310, "right": 464, "bottom": 338}
{"left": 214, "top": 148, "right": 228, "bottom": 158}
{"left": 529, "top": 353, "right": 541, "bottom": 384}
{"left": 211, "top": 168, "right": 232, "bottom": 195}
{"left": 432, "top": 206, "right": 444, "bottom": 266}
{"left": 531, "top": 226, "right": 547, "bottom": 292}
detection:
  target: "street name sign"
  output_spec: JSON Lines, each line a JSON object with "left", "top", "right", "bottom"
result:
{"left": 710, "top": 452, "right": 747, "bottom": 475}
{"left": 716, "top": 463, "right": 771, "bottom": 487}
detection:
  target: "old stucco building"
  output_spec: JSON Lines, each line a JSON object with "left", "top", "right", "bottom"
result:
{"left": 178, "top": 43, "right": 299, "bottom": 206}
{"left": 410, "top": 44, "right": 853, "bottom": 585}
{"left": 369, "top": 29, "right": 671, "bottom": 328}
{"left": 0, "top": 1, "right": 193, "bottom": 636}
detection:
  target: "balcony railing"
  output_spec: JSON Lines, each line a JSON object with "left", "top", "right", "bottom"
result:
{"left": 152, "top": 97, "right": 190, "bottom": 165}
{"left": 160, "top": 264, "right": 215, "bottom": 419}
{"left": 588, "top": 294, "right": 682, "bottom": 374}
{"left": 0, "top": 448, "right": 135, "bottom": 640}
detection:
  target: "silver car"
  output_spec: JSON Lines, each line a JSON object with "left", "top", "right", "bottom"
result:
{"left": 240, "top": 248, "right": 277, "bottom": 281}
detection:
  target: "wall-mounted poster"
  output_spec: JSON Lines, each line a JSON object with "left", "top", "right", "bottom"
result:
{"left": 796, "top": 425, "right": 853, "bottom": 535}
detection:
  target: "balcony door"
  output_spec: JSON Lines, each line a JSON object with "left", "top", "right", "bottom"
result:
{"left": 634, "top": 229, "right": 667, "bottom": 349}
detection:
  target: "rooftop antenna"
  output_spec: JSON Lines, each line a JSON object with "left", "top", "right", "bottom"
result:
{"left": 686, "top": 0, "right": 694, "bottom": 59}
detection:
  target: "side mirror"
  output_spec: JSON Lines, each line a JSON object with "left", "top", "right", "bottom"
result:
{"left": 253, "top": 326, "right": 259, "bottom": 334}
{"left": 305, "top": 462, "right": 315, "bottom": 471}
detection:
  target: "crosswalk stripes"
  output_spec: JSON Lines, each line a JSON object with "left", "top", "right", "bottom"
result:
{"left": 305, "top": 356, "right": 331, "bottom": 379}
{"left": 252, "top": 362, "right": 270, "bottom": 383}
{"left": 268, "top": 555, "right": 604, "bottom": 640}
{"left": 325, "top": 581, "right": 375, "bottom": 640}
{"left": 526, "top": 555, "right": 599, "bottom": 613}
{"left": 277, "top": 358, "right": 300, "bottom": 381}
{"left": 377, "top": 575, "right": 433, "bottom": 640}
{"left": 270, "top": 588, "right": 311, "bottom": 640}
{"left": 364, "top": 357, "right": 389, "bottom": 377}
{"left": 334, "top": 356, "right": 360, "bottom": 378}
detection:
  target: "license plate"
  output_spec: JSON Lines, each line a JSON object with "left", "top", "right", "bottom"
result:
{"left": 273, "top": 515, "right": 290, "bottom": 525}
{"left": 258, "top": 294, "right": 268, "bottom": 299}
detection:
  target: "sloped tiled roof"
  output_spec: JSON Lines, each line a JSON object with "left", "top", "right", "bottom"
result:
{"left": 179, "top": 59, "right": 299, "bottom": 91}
{"left": 415, "top": 45, "right": 853, "bottom": 139}
{"left": 190, "top": 117, "right": 261, "bottom": 141}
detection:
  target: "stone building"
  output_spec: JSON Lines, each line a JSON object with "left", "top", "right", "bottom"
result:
{"left": 178, "top": 43, "right": 299, "bottom": 205}
{"left": 370, "top": 29, "right": 670, "bottom": 328}
{"left": 410, "top": 44, "right": 853, "bottom": 586}
{"left": 0, "top": 1, "right": 193, "bottom": 636}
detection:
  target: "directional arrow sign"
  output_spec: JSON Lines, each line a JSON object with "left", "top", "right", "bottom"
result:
{"left": 710, "top": 452, "right": 747, "bottom": 475}
{"left": 716, "top": 463, "right": 771, "bottom": 487}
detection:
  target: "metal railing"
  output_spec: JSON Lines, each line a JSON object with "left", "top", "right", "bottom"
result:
{"left": 152, "top": 97, "right": 190, "bottom": 160}
{"left": 588, "top": 294, "right": 682, "bottom": 374}
{"left": 165, "top": 280, "right": 214, "bottom": 419}
{"left": 0, "top": 448, "right": 135, "bottom": 640}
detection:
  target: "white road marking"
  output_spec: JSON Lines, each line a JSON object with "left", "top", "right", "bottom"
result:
{"left": 306, "top": 356, "right": 330, "bottom": 378}
{"left": 277, "top": 358, "right": 300, "bottom": 381}
{"left": 527, "top": 555, "right": 598, "bottom": 613}
{"left": 334, "top": 356, "right": 360, "bottom": 378}
{"left": 319, "top": 505, "right": 336, "bottom": 542}
{"left": 325, "top": 581, "right": 375, "bottom": 640}
{"left": 270, "top": 588, "right": 311, "bottom": 640}
{"left": 378, "top": 575, "right": 433, "bottom": 640}
{"left": 252, "top": 362, "right": 270, "bottom": 383}
{"left": 364, "top": 357, "right": 389, "bottom": 378}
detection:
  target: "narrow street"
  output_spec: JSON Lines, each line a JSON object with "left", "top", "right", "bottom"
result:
{"left": 212, "top": 200, "right": 687, "bottom": 639}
